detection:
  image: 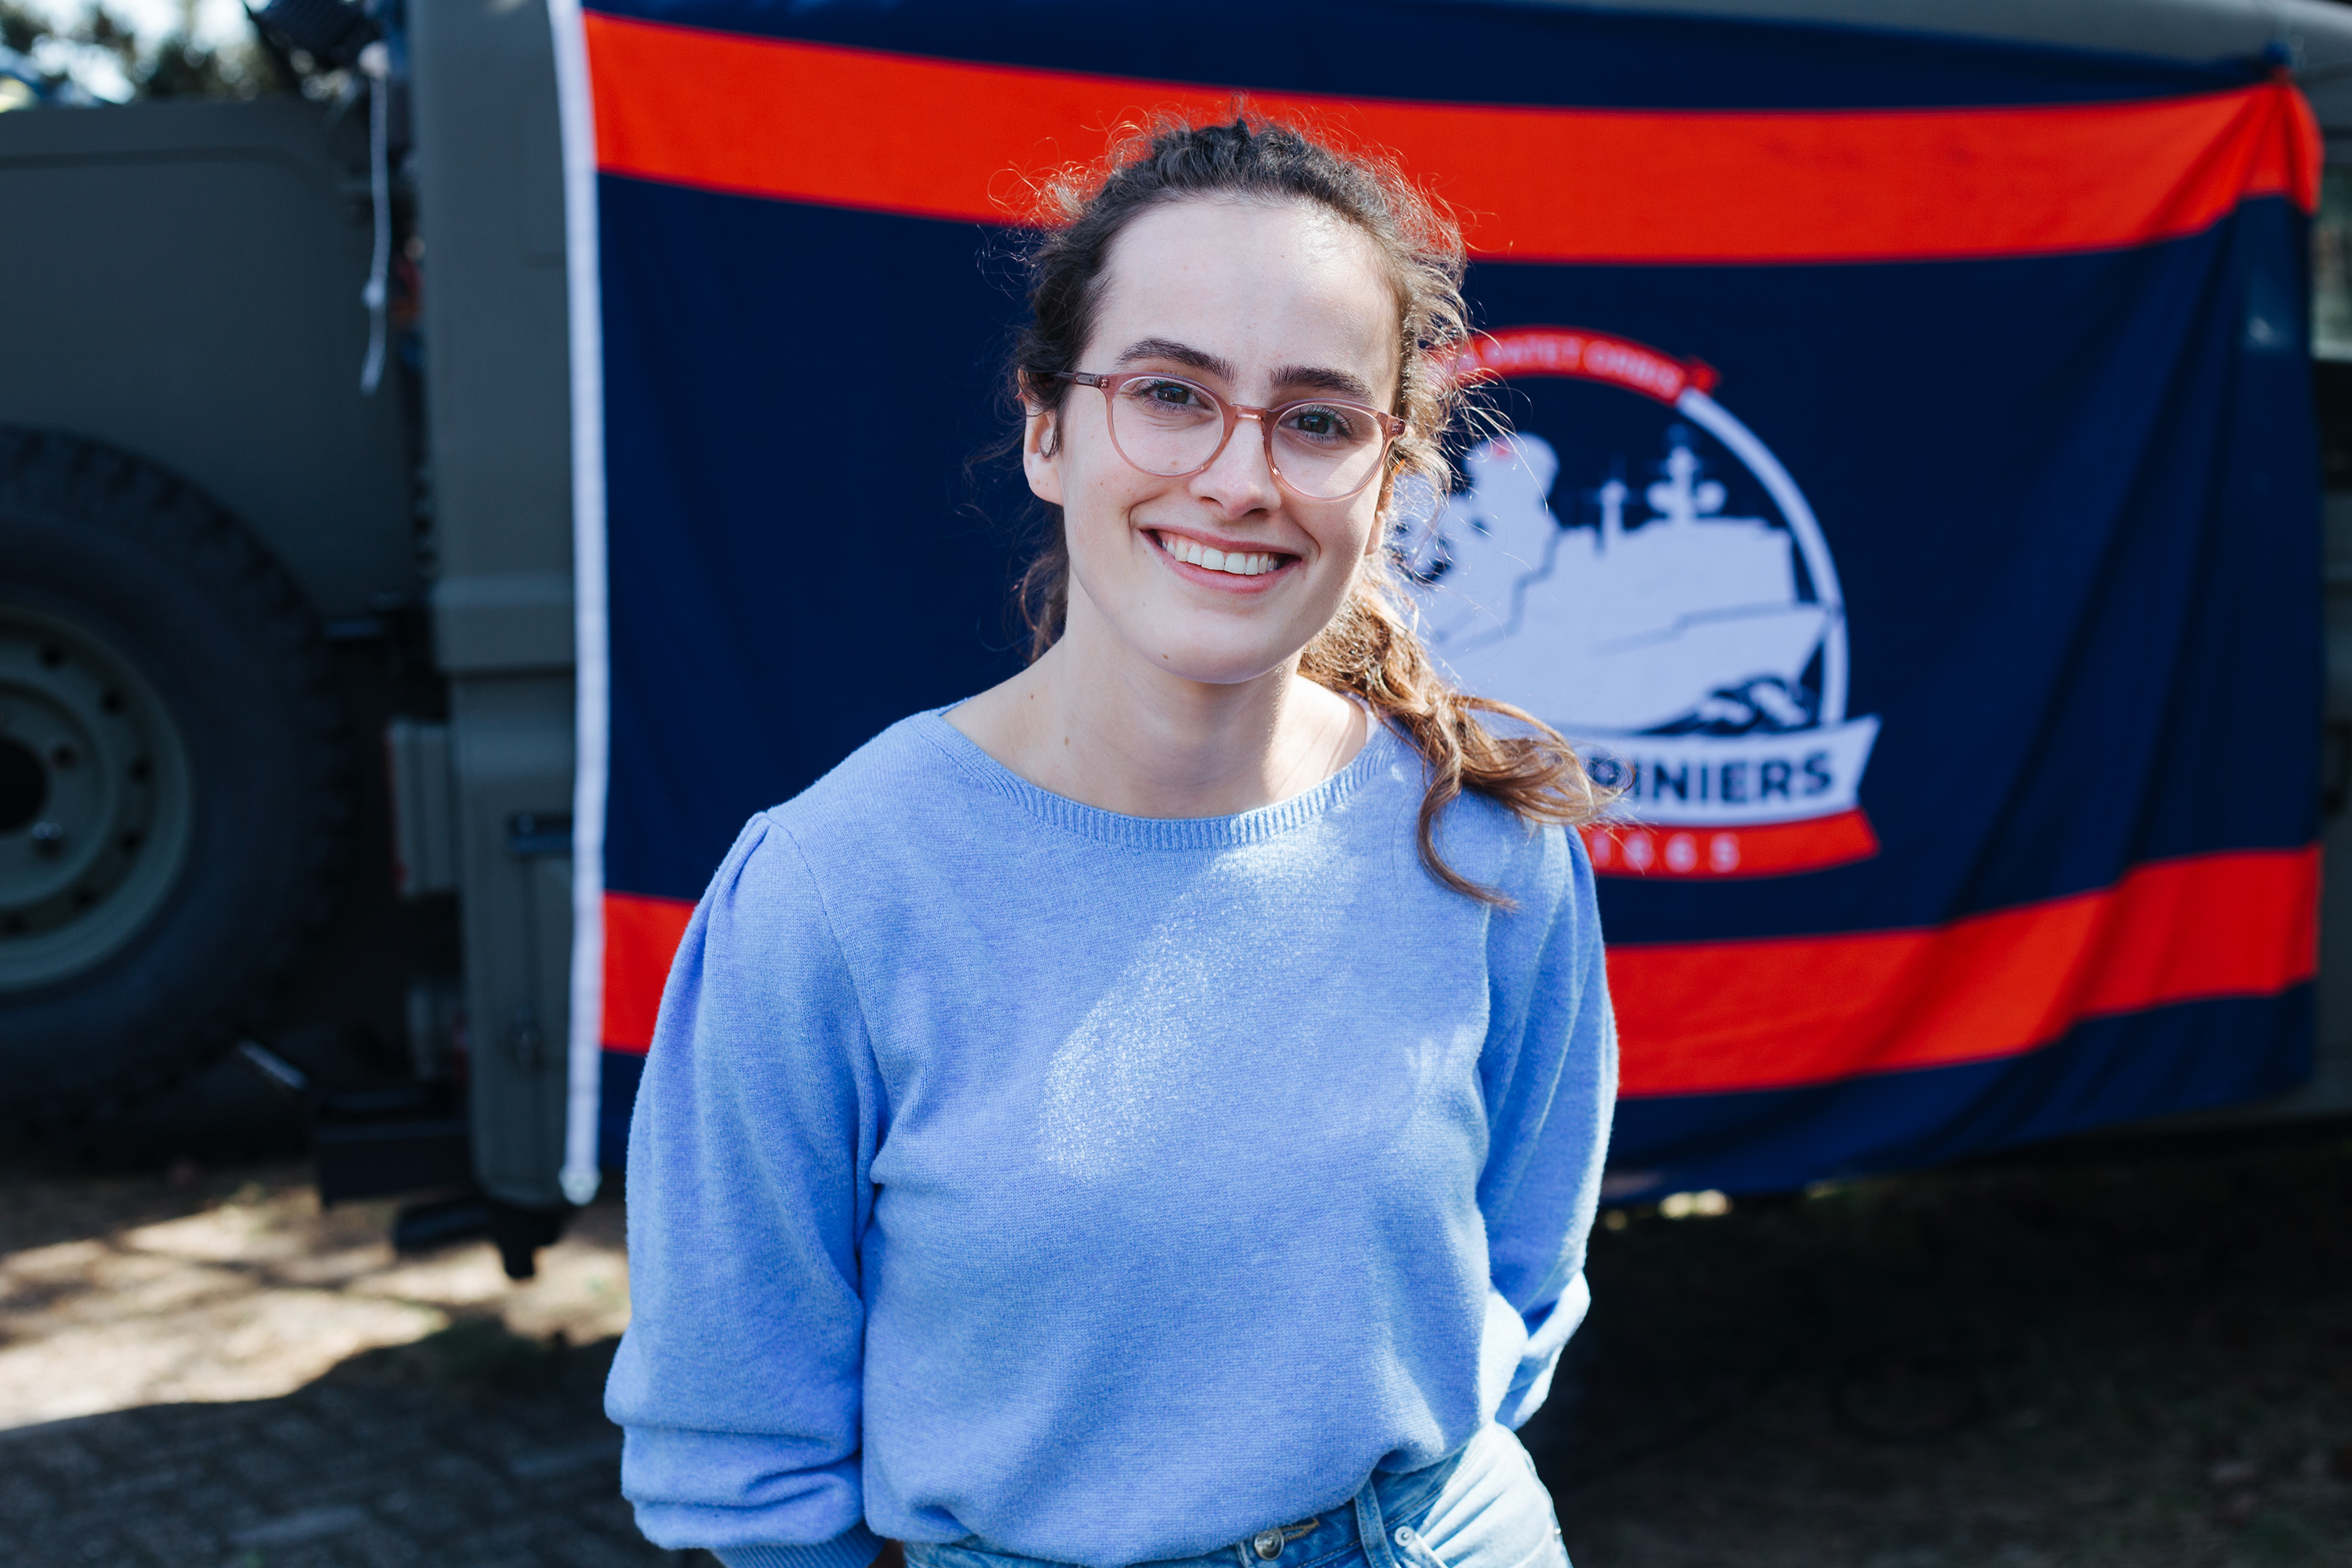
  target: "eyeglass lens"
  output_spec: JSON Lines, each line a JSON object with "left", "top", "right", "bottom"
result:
{"left": 1107, "top": 377, "right": 1388, "bottom": 500}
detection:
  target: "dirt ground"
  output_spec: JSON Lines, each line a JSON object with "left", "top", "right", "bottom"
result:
{"left": 0, "top": 1132, "right": 2345, "bottom": 1567}
{"left": 0, "top": 1148, "right": 696, "bottom": 1567}
{"left": 1528, "top": 1132, "right": 2352, "bottom": 1567}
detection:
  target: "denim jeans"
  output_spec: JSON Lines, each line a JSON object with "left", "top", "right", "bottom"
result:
{"left": 905, "top": 1423, "right": 1570, "bottom": 1568}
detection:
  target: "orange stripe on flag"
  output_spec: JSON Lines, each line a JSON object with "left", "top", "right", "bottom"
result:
{"left": 581, "top": 15, "right": 2320, "bottom": 264}
{"left": 1612, "top": 846, "right": 2319, "bottom": 1097}
{"left": 603, "top": 890, "right": 696, "bottom": 1053}
{"left": 594, "top": 849, "right": 2318, "bottom": 1080}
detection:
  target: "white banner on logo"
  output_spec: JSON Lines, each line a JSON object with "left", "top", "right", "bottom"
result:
{"left": 1583, "top": 716, "right": 1881, "bottom": 828}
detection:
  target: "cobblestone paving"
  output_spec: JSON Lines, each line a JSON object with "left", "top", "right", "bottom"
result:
{"left": 0, "top": 1150, "right": 702, "bottom": 1568}
{"left": 9, "top": 1138, "right": 2349, "bottom": 1567}
{"left": 0, "top": 1331, "right": 712, "bottom": 1567}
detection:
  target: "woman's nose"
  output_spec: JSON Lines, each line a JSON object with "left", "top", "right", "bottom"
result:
{"left": 1193, "top": 412, "right": 1281, "bottom": 512}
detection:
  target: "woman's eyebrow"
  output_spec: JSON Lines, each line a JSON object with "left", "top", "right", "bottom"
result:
{"left": 1114, "top": 338, "right": 1236, "bottom": 380}
{"left": 1270, "top": 364, "right": 1379, "bottom": 403}
{"left": 1116, "top": 340, "right": 1381, "bottom": 404}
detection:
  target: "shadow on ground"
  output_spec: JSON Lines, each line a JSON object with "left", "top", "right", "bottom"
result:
{"left": 7, "top": 1135, "right": 2351, "bottom": 1566}
{"left": 0, "top": 1144, "right": 666, "bottom": 1567}
{"left": 0, "top": 1153, "right": 630, "bottom": 1431}
{"left": 1524, "top": 1134, "right": 2352, "bottom": 1568}
{"left": 0, "top": 1326, "right": 713, "bottom": 1567}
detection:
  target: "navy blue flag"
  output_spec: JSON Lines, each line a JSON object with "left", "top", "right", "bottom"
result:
{"left": 550, "top": 0, "right": 2323, "bottom": 1198}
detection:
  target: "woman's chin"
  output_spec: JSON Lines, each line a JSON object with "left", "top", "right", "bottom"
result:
{"left": 1114, "top": 633, "right": 1305, "bottom": 691}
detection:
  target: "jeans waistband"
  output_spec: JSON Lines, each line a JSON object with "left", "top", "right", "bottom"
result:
{"left": 930, "top": 1441, "right": 1471, "bottom": 1568}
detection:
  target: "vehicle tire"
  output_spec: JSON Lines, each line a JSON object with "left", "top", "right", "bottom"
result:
{"left": 0, "top": 428, "right": 347, "bottom": 1127}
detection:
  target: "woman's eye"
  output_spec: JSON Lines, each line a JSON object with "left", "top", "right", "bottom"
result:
{"left": 1288, "top": 406, "right": 1357, "bottom": 441}
{"left": 1140, "top": 380, "right": 1199, "bottom": 407}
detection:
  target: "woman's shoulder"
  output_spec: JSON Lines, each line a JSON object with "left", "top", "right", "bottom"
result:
{"left": 691, "top": 712, "right": 979, "bottom": 937}
{"left": 762, "top": 708, "right": 984, "bottom": 834}
{"left": 738, "top": 706, "right": 1014, "bottom": 893}
{"left": 1386, "top": 737, "right": 1588, "bottom": 923}
{"left": 1462, "top": 797, "right": 1588, "bottom": 914}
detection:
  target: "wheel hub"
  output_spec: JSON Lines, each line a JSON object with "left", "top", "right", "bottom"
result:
{"left": 0, "top": 606, "right": 192, "bottom": 990}
{"left": 0, "top": 733, "right": 44, "bottom": 832}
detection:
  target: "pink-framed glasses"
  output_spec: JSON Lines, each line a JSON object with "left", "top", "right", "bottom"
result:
{"left": 1051, "top": 370, "right": 1406, "bottom": 502}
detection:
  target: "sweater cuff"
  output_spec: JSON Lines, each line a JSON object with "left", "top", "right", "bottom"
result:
{"left": 717, "top": 1524, "right": 886, "bottom": 1568}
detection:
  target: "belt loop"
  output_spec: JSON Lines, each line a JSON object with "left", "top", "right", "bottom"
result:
{"left": 1352, "top": 1474, "right": 1403, "bottom": 1568}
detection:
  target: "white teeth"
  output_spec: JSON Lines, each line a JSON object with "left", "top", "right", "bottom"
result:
{"left": 1159, "top": 534, "right": 1281, "bottom": 576}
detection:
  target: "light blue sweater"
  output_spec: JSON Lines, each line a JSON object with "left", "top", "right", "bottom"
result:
{"left": 608, "top": 711, "right": 1617, "bottom": 1568}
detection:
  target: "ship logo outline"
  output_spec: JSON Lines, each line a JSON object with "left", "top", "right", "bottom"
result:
{"left": 1399, "top": 326, "right": 1881, "bottom": 879}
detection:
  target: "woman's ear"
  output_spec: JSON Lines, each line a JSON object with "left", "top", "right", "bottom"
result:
{"left": 1023, "top": 405, "right": 1064, "bottom": 506}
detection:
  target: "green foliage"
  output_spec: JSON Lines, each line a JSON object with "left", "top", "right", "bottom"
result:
{"left": 140, "top": 33, "right": 283, "bottom": 100}
{"left": 0, "top": 1, "right": 286, "bottom": 102}
{"left": 0, "top": 2, "right": 49, "bottom": 57}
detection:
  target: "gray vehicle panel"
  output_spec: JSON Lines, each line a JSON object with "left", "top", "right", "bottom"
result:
{"left": 0, "top": 97, "right": 414, "bottom": 620}
{"left": 410, "top": 0, "right": 580, "bottom": 1206}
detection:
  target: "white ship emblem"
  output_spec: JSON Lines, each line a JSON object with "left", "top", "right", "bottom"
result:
{"left": 1402, "top": 327, "right": 1881, "bottom": 878}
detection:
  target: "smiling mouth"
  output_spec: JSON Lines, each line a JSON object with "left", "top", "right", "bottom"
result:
{"left": 1152, "top": 531, "right": 1292, "bottom": 578}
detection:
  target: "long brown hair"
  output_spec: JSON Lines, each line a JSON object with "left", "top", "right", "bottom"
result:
{"left": 1009, "top": 115, "right": 1609, "bottom": 903}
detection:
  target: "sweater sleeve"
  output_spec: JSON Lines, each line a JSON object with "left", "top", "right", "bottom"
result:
{"left": 606, "top": 814, "right": 888, "bottom": 1568}
{"left": 1473, "top": 822, "right": 1618, "bottom": 1431}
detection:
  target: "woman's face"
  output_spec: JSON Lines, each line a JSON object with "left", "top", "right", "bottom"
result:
{"left": 1025, "top": 197, "right": 1402, "bottom": 690}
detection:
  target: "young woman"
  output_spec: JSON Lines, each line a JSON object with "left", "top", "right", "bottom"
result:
{"left": 608, "top": 118, "right": 1617, "bottom": 1568}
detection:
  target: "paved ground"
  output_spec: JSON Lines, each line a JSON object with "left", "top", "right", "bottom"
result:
{"left": 0, "top": 1334, "right": 702, "bottom": 1567}
{"left": 0, "top": 1151, "right": 699, "bottom": 1567}
{"left": 1528, "top": 1134, "right": 2352, "bottom": 1568}
{"left": 2, "top": 1133, "right": 2348, "bottom": 1567}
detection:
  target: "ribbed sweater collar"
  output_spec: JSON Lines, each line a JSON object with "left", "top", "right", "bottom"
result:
{"left": 911, "top": 708, "right": 1397, "bottom": 850}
